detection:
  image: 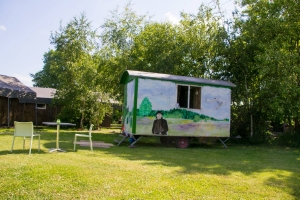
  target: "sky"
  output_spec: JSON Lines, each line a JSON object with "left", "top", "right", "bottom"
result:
{"left": 0, "top": 0, "right": 236, "bottom": 87}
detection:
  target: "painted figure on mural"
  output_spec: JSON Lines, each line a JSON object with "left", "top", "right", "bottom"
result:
{"left": 152, "top": 111, "right": 168, "bottom": 135}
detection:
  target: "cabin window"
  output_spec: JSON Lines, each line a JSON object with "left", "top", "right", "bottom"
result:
{"left": 177, "top": 85, "right": 201, "bottom": 109}
{"left": 36, "top": 104, "right": 46, "bottom": 109}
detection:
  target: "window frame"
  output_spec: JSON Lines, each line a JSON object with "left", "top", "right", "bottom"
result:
{"left": 36, "top": 103, "right": 46, "bottom": 110}
{"left": 177, "top": 84, "right": 201, "bottom": 110}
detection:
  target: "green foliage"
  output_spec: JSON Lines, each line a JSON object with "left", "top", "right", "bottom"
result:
{"left": 179, "top": 4, "right": 228, "bottom": 79}
{"left": 31, "top": 13, "right": 112, "bottom": 128}
{"left": 30, "top": 50, "right": 60, "bottom": 88}
{"left": 99, "top": 2, "right": 150, "bottom": 100}
{"left": 193, "top": 115, "right": 201, "bottom": 122}
{"left": 277, "top": 131, "right": 300, "bottom": 147}
{"left": 139, "top": 108, "right": 227, "bottom": 122}
{"left": 230, "top": 104, "right": 250, "bottom": 138}
{"left": 128, "top": 4, "right": 226, "bottom": 79}
{"left": 249, "top": 129, "right": 271, "bottom": 145}
{"left": 138, "top": 97, "right": 152, "bottom": 116}
{"left": 111, "top": 109, "right": 122, "bottom": 124}
{"left": 30, "top": 0, "right": 300, "bottom": 141}
{"left": 168, "top": 110, "right": 183, "bottom": 118}
{"left": 221, "top": 0, "right": 300, "bottom": 139}
{"left": 130, "top": 22, "right": 185, "bottom": 74}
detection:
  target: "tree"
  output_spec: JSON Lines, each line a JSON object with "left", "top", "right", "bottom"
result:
{"left": 139, "top": 97, "right": 152, "bottom": 116}
{"left": 31, "top": 13, "right": 112, "bottom": 128}
{"left": 99, "top": 2, "right": 150, "bottom": 100}
{"left": 247, "top": 0, "right": 300, "bottom": 131}
{"left": 129, "top": 22, "right": 184, "bottom": 74}
{"left": 129, "top": 4, "right": 227, "bottom": 78}
{"left": 30, "top": 50, "right": 60, "bottom": 88}
{"left": 223, "top": 0, "right": 300, "bottom": 141}
{"left": 178, "top": 4, "right": 228, "bottom": 79}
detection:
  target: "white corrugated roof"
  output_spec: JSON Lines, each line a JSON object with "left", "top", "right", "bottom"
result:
{"left": 120, "top": 70, "right": 236, "bottom": 87}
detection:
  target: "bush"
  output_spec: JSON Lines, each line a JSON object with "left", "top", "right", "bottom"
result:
{"left": 277, "top": 130, "right": 300, "bottom": 147}
{"left": 249, "top": 129, "right": 271, "bottom": 145}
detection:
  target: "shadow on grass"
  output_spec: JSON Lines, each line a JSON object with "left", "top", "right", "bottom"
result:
{"left": 1, "top": 149, "right": 50, "bottom": 155}
{"left": 95, "top": 133, "right": 300, "bottom": 198}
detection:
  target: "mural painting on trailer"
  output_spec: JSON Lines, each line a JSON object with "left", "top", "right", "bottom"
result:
{"left": 123, "top": 76, "right": 232, "bottom": 138}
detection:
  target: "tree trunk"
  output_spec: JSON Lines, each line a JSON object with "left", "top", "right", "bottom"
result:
{"left": 80, "top": 99, "right": 85, "bottom": 129}
{"left": 294, "top": 117, "right": 300, "bottom": 131}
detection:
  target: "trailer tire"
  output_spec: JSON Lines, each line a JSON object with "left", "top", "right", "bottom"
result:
{"left": 175, "top": 137, "right": 190, "bottom": 148}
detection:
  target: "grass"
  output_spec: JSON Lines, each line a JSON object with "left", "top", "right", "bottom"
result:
{"left": 0, "top": 126, "right": 299, "bottom": 199}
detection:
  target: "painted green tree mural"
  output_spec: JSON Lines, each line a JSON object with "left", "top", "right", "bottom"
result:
{"left": 139, "top": 97, "right": 152, "bottom": 116}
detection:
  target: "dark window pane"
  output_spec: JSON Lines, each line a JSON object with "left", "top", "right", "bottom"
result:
{"left": 177, "top": 85, "right": 188, "bottom": 108}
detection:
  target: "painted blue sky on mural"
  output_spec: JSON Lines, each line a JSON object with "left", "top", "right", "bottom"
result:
{"left": 137, "top": 79, "right": 231, "bottom": 120}
{"left": 138, "top": 79, "right": 177, "bottom": 111}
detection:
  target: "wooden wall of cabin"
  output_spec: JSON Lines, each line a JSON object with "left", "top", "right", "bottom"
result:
{"left": 0, "top": 97, "right": 61, "bottom": 126}
{"left": 101, "top": 114, "right": 112, "bottom": 128}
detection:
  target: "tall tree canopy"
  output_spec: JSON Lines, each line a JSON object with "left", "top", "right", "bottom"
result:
{"left": 30, "top": 1, "right": 300, "bottom": 145}
{"left": 98, "top": 2, "right": 150, "bottom": 100}
{"left": 31, "top": 13, "right": 112, "bottom": 128}
{"left": 224, "top": 0, "right": 300, "bottom": 141}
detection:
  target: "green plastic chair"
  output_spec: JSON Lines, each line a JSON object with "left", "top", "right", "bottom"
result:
{"left": 74, "top": 124, "right": 94, "bottom": 151}
{"left": 11, "top": 121, "right": 40, "bottom": 155}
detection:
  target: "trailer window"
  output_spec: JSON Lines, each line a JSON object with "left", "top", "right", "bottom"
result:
{"left": 177, "top": 85, "right": 201, "bottom": 109}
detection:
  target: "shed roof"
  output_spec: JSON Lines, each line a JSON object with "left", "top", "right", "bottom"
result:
{"left": 0, "top": 74, "right": 36, "bottom": 99}
{"left": 19, "top": 87, "right": 56, "bottom": 104}
{"left": 30, "top": 87, "right": 56, "bottom": 99}
{"left": 120, "top": 70, "right": 236, "bottom": 87}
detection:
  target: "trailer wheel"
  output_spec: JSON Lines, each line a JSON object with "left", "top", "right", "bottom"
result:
{"left": 175, "top": 137, "right": 190, "bottom": 148}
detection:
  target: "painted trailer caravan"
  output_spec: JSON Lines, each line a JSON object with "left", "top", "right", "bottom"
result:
{"left": 117, "top": 70, "right": 236, "bottom": 148}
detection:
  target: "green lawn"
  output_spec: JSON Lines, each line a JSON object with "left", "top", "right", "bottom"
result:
{"left": 0, "top": 127, "right": 299, "bottom": 199}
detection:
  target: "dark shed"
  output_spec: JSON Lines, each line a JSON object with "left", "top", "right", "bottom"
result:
{"left": 0, "top": 74, "right": 36, "bottom": 127}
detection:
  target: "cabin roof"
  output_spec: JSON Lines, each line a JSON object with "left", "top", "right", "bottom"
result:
{"left": 0, "top": 74, "right": 36, "bottom": 99}
{"left": 29, "top": 87, "right": 56, "bottom": 99}
{"left": 120, "top": 70, "right": 236, "bottom": 87}
{"left": 19, "top": 87, "right": 56, "bottom": 104}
